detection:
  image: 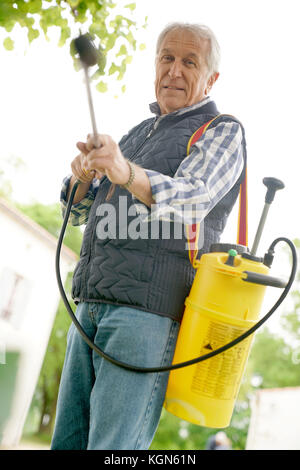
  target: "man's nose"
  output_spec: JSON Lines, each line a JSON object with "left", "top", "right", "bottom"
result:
{"left": 168, "top": 59, "right": 183, "bottom": 79}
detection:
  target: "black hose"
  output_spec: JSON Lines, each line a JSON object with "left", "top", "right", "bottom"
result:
{"left": 55, "top": 181, "right": 298, "bottom": 373}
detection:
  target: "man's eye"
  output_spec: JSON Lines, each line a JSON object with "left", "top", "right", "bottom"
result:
{"left": 185, "top": 59, "right": 196, "bottom": 66}
{"left": 161, "top": 55, "right": 173, "bottom": 62}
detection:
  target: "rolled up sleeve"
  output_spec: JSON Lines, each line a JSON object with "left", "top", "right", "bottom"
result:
{"left": 60, "top": 175, "right": 100, "bottom": 226}
{"left": 132, "top": 121, "right": 244, "bottom": 224}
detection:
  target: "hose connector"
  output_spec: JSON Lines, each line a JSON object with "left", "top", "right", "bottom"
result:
{"left": 264, "top": 248, "right": 275, "bottom": 268}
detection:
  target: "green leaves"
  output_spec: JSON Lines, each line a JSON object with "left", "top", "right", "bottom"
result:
{"left": 26, "top": 0, "right": 43, "bottom": 15}
{"left": 116, "top": 44, "right": 128, "bottom": 57}
{"left": 66, "top": 0, "right": 80, "bottom": 8}
{"left": 96, "top": 80, "right": 108, "bottom": 92}
{"left": 28, "top": 28, "right": 40, "bottom": 43}
{"left": 124, "top": 3, "right": 136, "bottom": 11}
{"left": 0, "top": 0, "right": 146, "bottom": 93}
{"left": 3, "top": 37, "right": 14, "bottom": 51}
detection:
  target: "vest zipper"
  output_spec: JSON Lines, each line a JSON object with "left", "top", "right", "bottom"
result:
{"left": 127, "top": 122, "right": 156, "bottom": 163}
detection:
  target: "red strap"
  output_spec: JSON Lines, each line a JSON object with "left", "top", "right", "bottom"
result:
{"left": 187, "top": 224, "right": 199, "bottom": 265}
{"left": 186, "top": 118, "right": 216, "bottom": 264}
{"left": 186, "top": 116, "right": 248, "bottom": 266}
{"left": 237, "top": 168, "right": 248, "bottom": 246}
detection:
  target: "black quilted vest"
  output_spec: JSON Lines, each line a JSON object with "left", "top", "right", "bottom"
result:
{"left": 71, "top": 100, "right": 247, "bottom": 322}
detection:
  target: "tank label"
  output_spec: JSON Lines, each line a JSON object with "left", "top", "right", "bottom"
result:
{"left": 191, "top": 321, "right": 252, "bottom": 400}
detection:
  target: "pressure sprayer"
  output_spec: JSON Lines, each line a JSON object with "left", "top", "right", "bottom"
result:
{"left": 55, "top": 34, "right": 297, "bottom": 429}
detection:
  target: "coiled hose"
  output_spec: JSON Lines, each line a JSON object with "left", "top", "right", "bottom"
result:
{"left": 55, "top": 180, "right": 297, "bottom": 373}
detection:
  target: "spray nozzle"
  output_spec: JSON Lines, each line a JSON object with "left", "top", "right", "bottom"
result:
{"left": 73, "top": 34, "right": 99, "bottom": 67}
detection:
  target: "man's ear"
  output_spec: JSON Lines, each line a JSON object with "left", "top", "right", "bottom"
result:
{"left": 209, "top": 71, "right": 220, "bottom": 88}
{"left": 205, "top": 72, "right": 219, "bottom": 96}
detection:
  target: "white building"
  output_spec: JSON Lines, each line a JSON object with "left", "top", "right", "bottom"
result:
{"left": 0, "top": 197, "right": 77, "bottom": 448}
{"left": 246, "top": 387, "right": 300, "bottom": 450}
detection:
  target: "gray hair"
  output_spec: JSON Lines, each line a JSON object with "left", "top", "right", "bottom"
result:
{"left": 156, "top": 22, "right": 221, "bottom": 75}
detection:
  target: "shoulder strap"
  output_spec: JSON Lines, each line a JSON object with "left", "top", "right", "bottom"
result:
{"left": 237, "top": 168, "right": 248, "bottom": 246}
{"left": 186, "top": 114, "right": 247, "bottom": 266}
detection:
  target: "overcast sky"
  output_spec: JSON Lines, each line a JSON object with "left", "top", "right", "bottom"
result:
{"left": 1, "top": 0, "right": 300, "bottom": 331}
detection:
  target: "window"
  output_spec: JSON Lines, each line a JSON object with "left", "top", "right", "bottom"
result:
{"left": 0, "top": 267, "right": 32, "bottom": 329}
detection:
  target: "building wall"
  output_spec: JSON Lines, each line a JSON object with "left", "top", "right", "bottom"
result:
{"left": 246, "top": 387, "right": 300, "bottom": 450}
{"left": 0, "top": 205, "right": 77, "bottom": 447}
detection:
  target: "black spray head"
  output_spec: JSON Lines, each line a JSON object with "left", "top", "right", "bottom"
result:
{"left": 73, "top": 34, "right": 99, "bottom": 67}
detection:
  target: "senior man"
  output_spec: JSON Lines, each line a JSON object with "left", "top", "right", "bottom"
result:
{"left": 51, "top": 22, "right": 247, "bottom": 450}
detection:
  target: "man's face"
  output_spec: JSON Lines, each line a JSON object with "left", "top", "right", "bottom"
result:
{"left": 155, "top": 29, "right": 219, "bottom": 114}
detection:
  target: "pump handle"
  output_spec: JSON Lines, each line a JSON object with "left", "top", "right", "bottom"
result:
{"left": 263, "top": 177, "right": 285, "bottom": 204}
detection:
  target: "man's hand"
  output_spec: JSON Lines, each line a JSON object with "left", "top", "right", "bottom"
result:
{"left": 70, "top": 152, "right": 96, "bottom": 183}
{"left": 66, "top": 138, "right": 104, "bottom": 205}
{"left": 76, "top": 133, "right": 155, "bottom": 208}
{"left": 77, "top": 134, "right": 130, "bottom": 185}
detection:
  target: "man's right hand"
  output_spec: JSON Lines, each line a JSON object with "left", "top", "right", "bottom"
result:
{"left": 75, "top": 136, "right": 105, "bottom": 181}
{"left": 67, "top": 151, "right": 100, "bottom": 205}
{"left": 66, "top": 139, "right": 104, "bottom": 204}
{"left": 71, "top": 152, "right": 96, "bottom": 183}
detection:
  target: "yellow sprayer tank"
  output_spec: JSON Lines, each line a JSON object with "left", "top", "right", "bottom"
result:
{"left": 164, "top": 245, "right": 269, "bottom": 429}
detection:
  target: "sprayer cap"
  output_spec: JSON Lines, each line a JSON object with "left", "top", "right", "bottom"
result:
{"left": 225, "top": 249, "right": 238, "bottom": 266}
{"left": 228, "top": 249, "right": 238, "bottom": 257}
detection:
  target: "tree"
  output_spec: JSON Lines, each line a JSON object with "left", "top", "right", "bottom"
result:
{"left": 150, "top": 409, "right": 230, "bottom": 451}
{"left": 31, "top": 279, "right": 74, "bottom": 436}
{"left": 17, "top": 200, "right": 83, "bottom": 254}
{"left": 0, "top": 0, "right": 147, "bottom": 92}
{"left": 280, "top": 241, "right": 300, "bottom": 352}
{"left": 0, "top": 155, "right": 27, "bottom": 199}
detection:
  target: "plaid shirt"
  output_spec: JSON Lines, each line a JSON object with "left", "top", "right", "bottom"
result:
{"left": 60, "top": 98, "right": 244, "bottom": 226}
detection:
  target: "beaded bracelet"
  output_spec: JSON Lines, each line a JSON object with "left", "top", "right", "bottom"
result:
{"left": 121, "top": 160, "right": 135, "bottom": 190}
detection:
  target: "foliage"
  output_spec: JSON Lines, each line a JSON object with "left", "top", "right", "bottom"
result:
{"left": 27, "top": 282, "right": 73, "bottom": 436}
{"left": 17, "top": 201, "right": 83, "bottom": 254}
{"left": 150, "top": 410, "right": 212, "bottom": 451}
{"left": 246, "top": 327, "right": 300, "bottom": 389}
{"left": 280, "top": 271, "right": 300, "bottom": 348}
{"left": 0, "top": 0, "right": 147, "bottom": 92}
{"left": 150, "top": 396, "right": 249, "bottom": 450}
{"left": 150, "top": 409, "right": 233, "bottom": 451}
{"left": 0, "top": 154, "right": 27, "bottom": 199}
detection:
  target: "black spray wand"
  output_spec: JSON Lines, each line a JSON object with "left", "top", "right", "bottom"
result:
{"left": 74, "top": 34, "right": 100, "bottom": 147}
{"left": 74, "top": 34, "right": 116, "bottom": 198}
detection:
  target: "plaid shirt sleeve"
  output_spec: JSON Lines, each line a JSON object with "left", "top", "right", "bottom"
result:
{"left": 60, "top": 175, "right": 100, "bottom": 226}
{"left": 132, "top": 120, "right": 244, "bottom": 224}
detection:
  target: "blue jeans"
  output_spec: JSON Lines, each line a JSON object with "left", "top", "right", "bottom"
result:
{"left": 51, "top": 302, "right": 180, "bottom": 450}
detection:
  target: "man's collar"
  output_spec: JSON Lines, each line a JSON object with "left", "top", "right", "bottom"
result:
{"left": 149, "top": 96, "right": 212, "bottom": 117}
